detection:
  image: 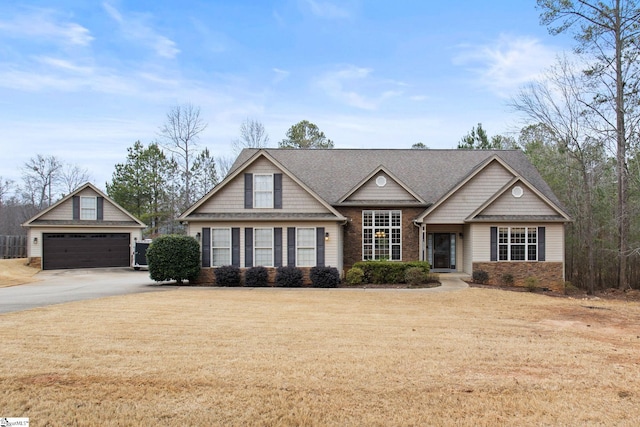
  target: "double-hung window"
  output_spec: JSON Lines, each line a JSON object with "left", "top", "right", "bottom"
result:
{"left": 296, "top": 228, "right": 316, "bottom": 267}
{"left": 254, "top": 174, "right": 273, "bottom": 208}
{"left": 254, "top": 228, "right": 273, "bottom": 266}
{"left": 212, "top": 228, "right": 231, "bottom": 266}
{"left": 80, "top": 196, "right": 97, "bottom": 220}
{"left": 498, "top": 226, "right": 537, "bottom": 261}
{"left": 362, "top": 210, "right": 402, "bottom": 261}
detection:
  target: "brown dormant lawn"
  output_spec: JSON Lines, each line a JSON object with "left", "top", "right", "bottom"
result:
{"left": 0, "top": 258, "right": 40, "bottom": 287}
{"left": 1, "top": 286, "right": 639, "bottom": 426}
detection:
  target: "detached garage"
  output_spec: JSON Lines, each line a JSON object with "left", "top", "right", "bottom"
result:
{"left": 23, "top": 183, "right": 146, "bottom": 270}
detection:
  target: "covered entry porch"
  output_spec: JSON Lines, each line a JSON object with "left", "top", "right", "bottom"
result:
{"left": 420, "top": 224, "right": 465, "bottom": 273}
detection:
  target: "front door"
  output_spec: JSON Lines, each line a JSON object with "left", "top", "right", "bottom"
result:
{"left": 428, "top": 233, "right": 456, "bottom": 270}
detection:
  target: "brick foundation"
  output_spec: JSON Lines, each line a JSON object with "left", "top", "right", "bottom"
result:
{"left": 472, "top": 262, "right": 564, "bottom": 292}
{"left": 27, "top": 257, "right": 42, "bottom": 269}
{"left": 193, "top": 267, "right": 314, "bottom": 286}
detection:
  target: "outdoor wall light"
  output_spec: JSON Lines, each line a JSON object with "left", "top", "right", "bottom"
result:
{"left": 33, "top": 237, "right": 38, "bottom": 244}
{"left": 196, "top": 232, "right": 201, "bottom": 242}
{"left": 459, "top": 232, "right": 464, "bottom": 239}
{"left": 325, "top": 232, "right": 330, "bottom": 241}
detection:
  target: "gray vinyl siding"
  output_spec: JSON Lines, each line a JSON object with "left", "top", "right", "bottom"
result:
{"left": 347, "top": 172, "right": 417, "bottom": 202}
{"left": 424, "top": 161, "right": 514, "bottom": 224}
{"left": 480, "top": 184, "right": 559, "bottom": 216}
{"left": 191, "top": 221, "right": 342, "bottom": 272}
{"left": 39, "top": 188, "right": 131, "bottom": 221}
{"left": 197, "top": 157, "right": 328, "bottom": 214}
{"left": 470, "top": 223, "right": 564, "bottom": 262}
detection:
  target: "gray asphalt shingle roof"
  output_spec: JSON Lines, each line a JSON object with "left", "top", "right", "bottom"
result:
{"left": 231, "top": 148, "right": 564, "bottom": 209}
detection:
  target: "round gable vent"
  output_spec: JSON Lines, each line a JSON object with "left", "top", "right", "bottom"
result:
{"left": 512, "top": 186, "right": 524, "bottom": 198}
{"left": 376, "top": 176, "right": 387, "bottom": 187}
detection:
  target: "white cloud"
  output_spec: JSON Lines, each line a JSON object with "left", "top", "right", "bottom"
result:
{"left": 102, "top": 2, "right": 180, "bottom": 59}
{"left": 303, "top": 0, "right": 350, "bottom": 19}
{"left": 453, "top": 34, "right": 558, "bottom": 97}
{"left": 316, "top": 65, "right": 404, "bottom": 110}
{"left": 272, "top": 68, "right": 290, "bottom": 84}
{"left": 0, "top": 8, "right": 93, "bottom": 46}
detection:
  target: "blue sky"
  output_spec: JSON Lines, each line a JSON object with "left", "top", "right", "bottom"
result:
{"left": 0, "top": 1, "right": 573, "bottom": 189}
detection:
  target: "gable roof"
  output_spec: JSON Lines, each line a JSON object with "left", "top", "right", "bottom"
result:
{"left": 180, "top": 149, "right": 347, "bottom": 220}
{"left": 230, "top": 148, "right": 567, "bottom": 213}
{"left": 22, "top": 182, "right": 146, "bottom": 228}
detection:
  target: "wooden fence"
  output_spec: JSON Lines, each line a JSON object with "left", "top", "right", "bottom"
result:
{"left": 1, "top": 235, "right": 27, "bottom": 259}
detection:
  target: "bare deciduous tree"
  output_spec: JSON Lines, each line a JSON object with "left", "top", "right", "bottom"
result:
{"left": 21, "top": 154, "right": 62, "bottom": 209}
{"left": 60, "top": 163, "right": 93, "bottom": 195}
{"left": 158, "top": 103, "right": 208, "bottom": 209}
{"left": 232, "top": 118, "right": 270, "bottom": 154}
{"left": 538, "top": 0, "right": 640, "bottom": 288}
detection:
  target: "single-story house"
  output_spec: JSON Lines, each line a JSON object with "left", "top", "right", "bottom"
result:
{"left": 179, "top": 149, "right": 571, "bottom": 288}
{"left": 23, "top": 182, "right": 146, "bottom": 270}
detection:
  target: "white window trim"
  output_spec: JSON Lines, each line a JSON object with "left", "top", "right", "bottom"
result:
{"left": 253, "top": 174, "right": 274, "bottom": 209}
{"left": 211, "top": 228, "right": 231, "bottom": 267}
{"left": 498, "top": 226, "right": 537, "bottom": 262}
{"left": 362, "top": 210, "right": 402, "bottom": 261}
{"left": 254, "top": 227, "right": 274, "bottom": 267}
{"left": 80, "top": 196, "right": 97, "bottom": 220}
{"left": 296, "top": 227, "right": 316, "bottom": 267}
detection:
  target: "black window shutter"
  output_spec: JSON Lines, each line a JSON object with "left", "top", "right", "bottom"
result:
{"left": 274, "top": 228, "right": 283, "bottom": 267}
{"left": 97, "top": 197, "right": 104, "bottom": 220}
{"left": 72, "top": 196, "right": 80, "bottom": 220}
{"left": 287, "top": 227, "right": 296, "bottom": 266}
{"left": 490, "top": 226, "right": 498, "bottom": 262}
{"left": 538, "top": 227, "right": 546, "bottom": 261}
{"left": 274, "top": 173, "right": 283, "bottom": 209}
{"left": 245, "top": 227, "right": 253, "bottom": 267}
{"left": 244, "top": 173, "right": 253, "bottom": 209}
{"left": 202, "top": 228, "right": 211, "bottom": 267}
{"left": 232, "top": 228, "right": 240, "bottom": 267}
{"left": 316, "top": 227, "right": 325, "bottom": 267}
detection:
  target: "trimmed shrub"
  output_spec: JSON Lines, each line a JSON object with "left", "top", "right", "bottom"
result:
{"left": 472, "top": 269, "right": 489, "bottom": 284}
{"left": 405, "top": 267, "right": 426, "bottom": 286}
{"left": 353, "top": 261, "right": 430, "bottom": 284}
{"left": 214, "top": 265, "right": 241, "bottom": 287}
{"left": 345, "top": 267, "right": 364, "bottom": 286}
{"left": 525, "top": 276, "right": 539, "bottom": 292}
{"left": 275, "top": 266, "right": 304, "bottom": 288}
{"left": 310, "top": 266, "right": 340, "bottom": 288}
{"left": 147, "top": 235, "right": 200, "bottom": 284}
{"left": 501, "top": 273, "right": 514, "bottom": 286}
{"left": 245, "top": 266, "right": 269, "bottom": 287}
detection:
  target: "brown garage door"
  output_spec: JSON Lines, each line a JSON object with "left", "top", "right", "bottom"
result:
{"left": 43, "top": 233, "right": 130, "bottom": 270}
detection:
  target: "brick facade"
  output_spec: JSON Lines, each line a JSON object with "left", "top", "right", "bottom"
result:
{"left": 473, "top": 261, "right": 564, "bottom": 292}
{"left": 336, "top": 207, "right": 423, "bottom": 273}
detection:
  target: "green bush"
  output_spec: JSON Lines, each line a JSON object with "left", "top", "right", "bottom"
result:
{"left": 472, "top": 270, "right": 489, "bottom": 284}
{"left": 275, "top": 266, "right": 304, "bottom": 287}
{"left": 352, "top": 261, "right": 430, "bottom": 284}
{"left": 525, "top": 277, "right": 539, "bottom": 292}
{"left": 310, "top": 266, "right": 340, "bottom": 288}
{"left": 405, "top": 267, "right": 426, "bottom": 286}
{"left": 214, "top": 265, "right": 241, "bottom": 287}
{"left": 345, "top": 267, "right": 364, "bottom": 286}
{"left": 147, "top": 235, "right": 200, "bottom": 284}
{"left": 245, "top": 266, "right": 269, "bottom": 287}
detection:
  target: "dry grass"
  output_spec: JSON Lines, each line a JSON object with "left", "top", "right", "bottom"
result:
{"left": 1, "top": 287, "right": 639, "bottom": 426}
{"left": 0, "top": 258, "right": 40, "bottom": 287}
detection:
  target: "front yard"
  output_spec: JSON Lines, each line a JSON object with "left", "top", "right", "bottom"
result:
{"left": 1, "top": 286, "right": 639, "bottom": 425}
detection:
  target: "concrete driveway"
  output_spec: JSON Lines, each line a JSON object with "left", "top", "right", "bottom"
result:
{"left": 0, "top": 268, "right": 173, "bottom": 314}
